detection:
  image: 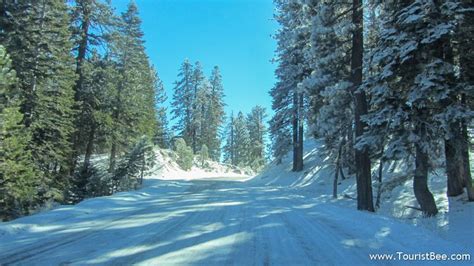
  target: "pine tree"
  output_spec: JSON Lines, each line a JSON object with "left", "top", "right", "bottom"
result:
{"left": 69, "top": 0, "right": 116, "bottom": 173}
{"left": 350, "top": 0, "right": 373, "bottom": 212}
{"left": 247, "top": 106, "right": 267, "bottom": 171}
{"left": 223, "top": 112, "right": 236, "bottom": 165}
{"left": 0, "top": 45, "right": 39, "bottom": 220}
{"left": 234, "top": 112, "right": 251, "bottom": 167}
{"left": 174, "top": 138, "right": 194, "bottom": 171}
{"left": 205, "top": 66, "right": 226, "bottom": 161}
{"left": 171, "top": 59, "right": 194, "bottom": 147}
{"left": 271, "top": 0, "right": 309, "bottom": 172}
{"left": 69, "top": 53, "right": 116, "bottom": 201}
{"left": 1, "top": 0, "right": 77, "bottom": 203}
{"left": 359, "top": 0, "right": 472, "bottom": 216}
{"left": 153, "top": 69, "right": 169, "bottom": 148}
{"left": 108, "top": 1, "right": 157, "bottom": 172}
{"left": 456, "top": 0, "right": 474, "bottom": 201}
{"left": 190, "top": 61, "right": 206, "bottom": 153}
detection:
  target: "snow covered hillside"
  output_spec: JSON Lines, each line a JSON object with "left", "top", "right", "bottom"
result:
{"left": 147, "top": 149, "right": 253, "bottom": 181}
{"left": 252, "top": 138, "right": 474, "bottom": 250}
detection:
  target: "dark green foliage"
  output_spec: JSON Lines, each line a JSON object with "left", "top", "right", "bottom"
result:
{"left": 1, "top": 0, "right": 77, "bottom": 204}
{"left": 0, "top": 45, "right": 39, "bottom": 221}
{"left": 224, "top": 112, "right": 251, "bottom": 167}
{"left": 246, "top": 106, "right": 267, "bottom": 171}
{"left": 0, "top": 1, "right": 164, "bottom": 218}
{"left": 69, "top": 0, "right": 116, "bottom": 174}
{"left": 153, "top": 69, "right": 169, "bottom": 148}
{"left": 108, "top": 2, "right": 157, "bottom": 172}
{"left": 171, "top": 62, "right": 225, "bottom": 159}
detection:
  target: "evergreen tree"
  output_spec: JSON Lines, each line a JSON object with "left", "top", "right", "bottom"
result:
{"left": 69, "top": 0, "right": 116, "bottom": 173}
{"left": 271, "top": 0, "right": 309, "bottom": 171}
{"left": 153, "top": 69, "right": 169, "bottom": 148}
{"left": 69, "top": 53, "right": 116, "bottom": 201}
{"left": 0, "top": 45, "right": 39, "bottom": 220}
{"left": 205, "top": 66, "right": 226, "bottom": 161}
{"left": 233, "top": 112, "right": 251, "bottom": 167}
{"left": 223, "top": 112, "right": 236, "bottom": 165}
{"left": 174, "top": 138, "right": 194, "bottom": 171}
{"left": 108, "top": 1, "right": 157, "bottom": 172}
{"left": 358, "top": 0, "right": 473, "bottom": 216}
{"left": 171, "top": 59, "right": 194, "bottom": 147}
{"left": 1, "top": 0, "right": 77, "bottom": 202}
{"left": 190, "top": 61, "right": 206, "bottom": 153}
{"left": 247, "top": 106, "right": 267, "bottom": 171}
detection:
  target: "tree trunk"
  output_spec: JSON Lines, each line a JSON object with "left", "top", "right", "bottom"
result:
{"left": 414, "top": 122, "right": 438, "bottom": 217}
{"left": 445, "top": 127, "right": 464, "bottom": 197}
{"left": 295, "top": 92, "right": 304, "bottom": 171}
{"left": 83, "top": 125, "right": 95, "bottom": 168}
{"left": 458, "top": 0, "right": 474, "bottom": 201}
{"left": 351, "top": 0, "right": 373, "bottom": 211}
{"left": 340, "top": 165, "right": 346, "bottom": 180}
{"left": 378, "top": 147, "right": 384, "bottom": 183}
{"left": 461, "top": 121, "right": 474, "bottom": 201}
{"left": 333, "top": 140, "right": 344, "bottom": 198}
{"left": 109, "top": 139, "right": 117, "bottom": 173}
{"left": 346, "top": 125, "right": 355, "bottom": 175}
{"left": 292, "top": 92, "right": 299, "bottom": 171}
{"left": 69, "top": 2, "right": 91, "bottom": 175}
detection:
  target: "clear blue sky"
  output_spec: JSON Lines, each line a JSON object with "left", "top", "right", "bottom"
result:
{"left": 111, "top": 0, "right": 277, "bottom": 120}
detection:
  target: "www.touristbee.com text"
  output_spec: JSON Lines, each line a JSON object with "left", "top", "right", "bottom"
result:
{"left": 369, "top": 252, "right": 471, "bottom": 262}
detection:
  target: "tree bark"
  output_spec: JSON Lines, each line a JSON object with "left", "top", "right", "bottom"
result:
{"left": 109, "top": 140, "right": 117, "bottom": 173}
{"left": 445, "top": 126, "right": 464, "bottom": 197}
{"left": 414, "top": 122, "right": 438, "bottom": 217}
{"left": 458, "top": 0, "right": 474, "bottom": 201}
{"left": 333, "top": 140, "right": 344, "bottom": 198}
{"left": 461, "top": 121, "right": 474, "bottom": 201}
{"left": 69, "top": 1, "right": 91, "bottom": 175}
{"left": 295, "top": 92, "right": 304, "bottom": 171}
{"left": 292, "top": 91, "right": 300, "bottom": 171}
{"left": 83, "top": 125, "right": 95, "bottom": 168}
{"left": 351, "top": 0, "right": 373, "bottom": 211}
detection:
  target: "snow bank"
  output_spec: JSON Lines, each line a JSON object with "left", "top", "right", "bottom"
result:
{"left": 252, "top": 138, "right": 474, "bottom": 251}
{"left": 146, "top": 149, "right": 252, "bottom": 181}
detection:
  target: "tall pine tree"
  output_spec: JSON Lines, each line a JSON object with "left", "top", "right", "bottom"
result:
{"left": 1, "top": 0, "right": 77, "bottom": 202}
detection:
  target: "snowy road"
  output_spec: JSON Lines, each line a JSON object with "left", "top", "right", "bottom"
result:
{"left": 0, "top": 179, "right": 471, "bottom": 265}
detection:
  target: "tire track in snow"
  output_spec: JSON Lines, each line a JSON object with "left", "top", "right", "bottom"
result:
{"left": 103, "top": 190, "right": 219, "bottom": 265}
{"left": 0, "top": 182, "right": 217, "bottom": 265}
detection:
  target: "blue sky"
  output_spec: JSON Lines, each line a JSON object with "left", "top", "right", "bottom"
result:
{"left": 111, "top": 0, "right": 277, "bottom": 121}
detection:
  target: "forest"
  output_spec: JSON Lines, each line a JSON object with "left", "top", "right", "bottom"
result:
{"left": 0, "top": 0, "right": 473, "bottom": 264}
{"left": 1, "top": 0, "right": 473, "bottom": 221}
{"left": 0, "top": 0, "right": 267, "bottom": 221}
{"left": 270, "top": 0, "right": 473, "bottom": 216}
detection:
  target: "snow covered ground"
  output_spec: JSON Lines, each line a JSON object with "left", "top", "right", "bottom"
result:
{"left": 0, "top": 141, "right": 472, "bottom": 265}
{"left": 146, "top": 149, "right": 253, "bottom": 181}
{"left": 252, "top": 139, "right": 474, "bottom": 252}
{"left": 1, "top": 178, "right": 471, "bottom": 265}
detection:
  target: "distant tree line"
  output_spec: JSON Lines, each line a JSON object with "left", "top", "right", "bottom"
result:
{"left": 170, "top": 59, "right": 268, "bottom": 171}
